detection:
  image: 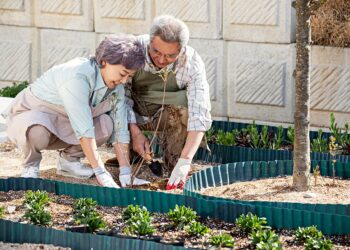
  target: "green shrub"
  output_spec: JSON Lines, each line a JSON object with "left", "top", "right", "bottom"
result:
{"left": 305, "top": 237, "right": 333, "bottom": 250}
{"left": 73, "top": 198, "right": 97, "bottom": 222}
{"left": 250, "top": 229, "right": 281, "bottom": 249}
{"left": 84, "top": 213, "right": 106, "bottom": 233}
{"left": 122, "top": 204, "right": 150, "bottom": 222}
{"left": 0, "top": 81, "right": 28, "bottom": 97}
{"left": 256, "top": 240, "right": 282, "bottom": 250}
{"left": 185, "top": 221, "right": 210, "bottom": 237}
{"left": 24, "top": 203, "right": 52, "bottom": 226}
{"left": 167, "top": 205, "right": 197, "bottom": 229}
{"left": 22, "top": 190, "right": 52, "bottom": 226}
{"left": 125, "top": 213, "right": 155, "bottom": 236}
{"left": 73, "top": 198, "right": 106, "bottom": 233}
{"left": 295, "top": 226, "right": 323, "bottom": 243}
{"left": 209, "top": 233, "right": 234, "bottom": 248}
{"left": 235, "top": 213, "right": 268, "bottom": 233}
{"left": 23, "top": 190, "right": 52, "bottom": 207}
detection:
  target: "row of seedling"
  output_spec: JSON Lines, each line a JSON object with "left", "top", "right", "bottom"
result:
{"left": 3, "top": 190, "right": 334, "bottom": 249}
{"left": 207, "top": 113, "right": 350, "bottom": 156}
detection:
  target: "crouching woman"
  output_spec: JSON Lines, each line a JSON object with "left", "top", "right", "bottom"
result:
{"left": 3, "top": 34, "right": 149, "bottom": 188}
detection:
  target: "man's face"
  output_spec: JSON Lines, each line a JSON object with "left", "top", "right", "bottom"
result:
{"left": 149, "top": 36, "right": 181, "bottom": 69}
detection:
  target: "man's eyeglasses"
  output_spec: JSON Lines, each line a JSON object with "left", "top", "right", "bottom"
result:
{"left": 149, "top": 45, "right": 180, "bottom": 61}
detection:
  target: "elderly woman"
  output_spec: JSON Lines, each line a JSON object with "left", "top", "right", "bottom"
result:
{"left": 4, "top": 34, "right": 149, "bottom": 188}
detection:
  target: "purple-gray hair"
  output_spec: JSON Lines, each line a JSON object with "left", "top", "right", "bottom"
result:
{"left": 94, "top": 34, "right": 145, "bottom": 70}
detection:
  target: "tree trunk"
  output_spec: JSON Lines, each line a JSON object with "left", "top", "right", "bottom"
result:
{"left": 293, "top": 0, "right": 311, "bottom": 191}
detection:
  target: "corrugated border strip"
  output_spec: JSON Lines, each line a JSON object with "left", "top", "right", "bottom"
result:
{"left": 184, "top": 160, "right": 350, "bottom": 235}
{"left": 0, "top": 178, "right": 255, "bottom": 249}
{"left": 0, "top": 219, "right": 186, "bottom": 250}
{"left": 194, "top": 144, "right": 350, "bottom": 164}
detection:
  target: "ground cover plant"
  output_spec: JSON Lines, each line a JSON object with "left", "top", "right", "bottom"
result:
{"left": 1, "top": 190, "right": 349, "bottom": 249}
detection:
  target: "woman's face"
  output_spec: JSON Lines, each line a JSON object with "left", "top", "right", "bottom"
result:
{"left": 100, "top": 61, "right": 135, "bottom": 89}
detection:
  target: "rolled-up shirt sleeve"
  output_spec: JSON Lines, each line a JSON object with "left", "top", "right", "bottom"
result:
{"left": 187, "top": 52, "right": 212, "bottom": 131}
{"left": 109, "top": 84, "right": 130, "bottom": 144}
{"left": 57, "top": 75, "right": 95, "bottom": 139}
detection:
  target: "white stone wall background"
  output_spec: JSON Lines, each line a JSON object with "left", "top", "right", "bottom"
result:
{"left": 0, "top": 0, "right": 348, "bottom": 128}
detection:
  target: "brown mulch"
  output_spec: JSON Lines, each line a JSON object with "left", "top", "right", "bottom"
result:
{"left": 200, "top": 175, "right": 350, "bottom": 204}
{"left": 311, "top": 0, "right": 350, "bottom": 47}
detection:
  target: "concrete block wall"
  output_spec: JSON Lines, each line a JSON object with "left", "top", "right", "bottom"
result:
{"left": 0, "top": 0, "right": 347, "bottom": 128}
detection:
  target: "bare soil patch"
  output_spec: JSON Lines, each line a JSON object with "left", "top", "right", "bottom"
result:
{"left": 200, "top": 176, "right": 350, "bottom": 204}
{"left": 0, "top": 142, "right": 210, "bottom": 194}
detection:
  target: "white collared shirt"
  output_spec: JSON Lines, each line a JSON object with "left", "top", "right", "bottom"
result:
{"left": 126, "top": 35, "right": 212, "bottom": 131}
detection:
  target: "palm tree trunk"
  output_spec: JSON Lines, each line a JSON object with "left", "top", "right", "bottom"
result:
{"left": 293, "top": 0, "right": 311, "bottom": 191}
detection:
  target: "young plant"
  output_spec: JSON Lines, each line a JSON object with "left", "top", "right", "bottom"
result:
{"left": 124, "top": 213, "right": 155, "bottom": 236}
{"left": 260, "top": 125, "right": 270, "bottom": 149}
{"left": 216, "top": 129, "right": 237, "bottom": 146}
{"left": 330, "top": 113, "right": 342, "bottom": 146}
{"left": 0, "top": 206, "right": 4, "bottom": 218}
{"left": 250, "top": 229, "right": 281, "bottom": 249}
{"left": 0, "top": 81, "right": 28, "bottom": 97}
{"left": 273, "top": 125, "right": 284, "bottom": 150}
{"left": 286, "top": 126, "right": 295, "bottom": 147}
{"left": 23, "top": 190, "right": 52, "bottom": 207}
{"left": 329, "top": 136, "right": 338, "bottom": 185}
{"left": 24, "top": 203, "right": 52, "bottom": 226}
{"left": 167, "top": 205, "right": 197, "bottom": 229}
{"left": 122, "top": 204, "right": 150, "bottom": 222}
{"left": 305, "top": 237, "right": 333, "bottom": 250}
{"left": 23, "top": 190, "right": 52, "bottom": 226}
{"left": 73, "top": 198, "right": 106, "bottom": 232}
{"left": 209, "top": 233, "right": 234, "bottom": 248}
{"left": 235, "top": 213, "right": 268, "bottom": 234}
{"left": 294, "top": 226, "right": 323, "bottom": 243}
{"left": 247, "top": 121, "right": 260, "bottom": 148}
{"left": 73, "top": 198, "right": 97, "bottom": 222}
{"left": 185, "top": 221, "right": 210, "bottom": 237}
{"left": 311, "top": 129, "right": 328, "bottom": 153}
{"left": 83, "top": 212, "right": 106, "bottom": 233}
{"left": 313, "top": 165, "right": 321, "bottom": 186}
{"left": 205, "top": 128, "right": 215, "bottom": 143}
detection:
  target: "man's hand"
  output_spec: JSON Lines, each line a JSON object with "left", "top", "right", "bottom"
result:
{"left": 130, "top": 124, "right": 152, "bottom": 161}
{"left": 166, "top": 158, "right": 191, "bottom": 190}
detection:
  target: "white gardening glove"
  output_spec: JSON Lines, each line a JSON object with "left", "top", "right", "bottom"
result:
{"left": 166, "top": 158, "right": 191, "bottom": 190}
{"left": 93, "top": 166, "right": 119, "bottom": 188}
{"left": 119, "top": 166, "right": 150, "bottom": 187}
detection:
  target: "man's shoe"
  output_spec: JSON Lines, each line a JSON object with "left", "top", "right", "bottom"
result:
{"left": 57, "top": 154, "right": 94, "bottom": 179}
{"left": 21, "top": 165, "right": 39, "bottom": 178}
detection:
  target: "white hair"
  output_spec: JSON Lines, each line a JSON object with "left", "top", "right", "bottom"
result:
{"left": 150, "top": 15, "right": 190, "bottom": 48}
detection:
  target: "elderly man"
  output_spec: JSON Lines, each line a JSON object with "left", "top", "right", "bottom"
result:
{"left": 125, "top": 15, "right": 212, "bottom": 190}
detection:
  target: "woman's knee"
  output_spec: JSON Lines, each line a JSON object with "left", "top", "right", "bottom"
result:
{"left": 26, "top": 125, "right": 51, "bottom": 150}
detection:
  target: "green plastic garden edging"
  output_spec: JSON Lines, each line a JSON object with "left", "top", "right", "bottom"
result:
{"left": 193, "top": 120, "right": 350, "bottom": 164}
{"left": 0, "top": 177, "right": 254, "bottom": 250}
{"left": 184, "top": 160, "right": 350, "bottom": 235}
